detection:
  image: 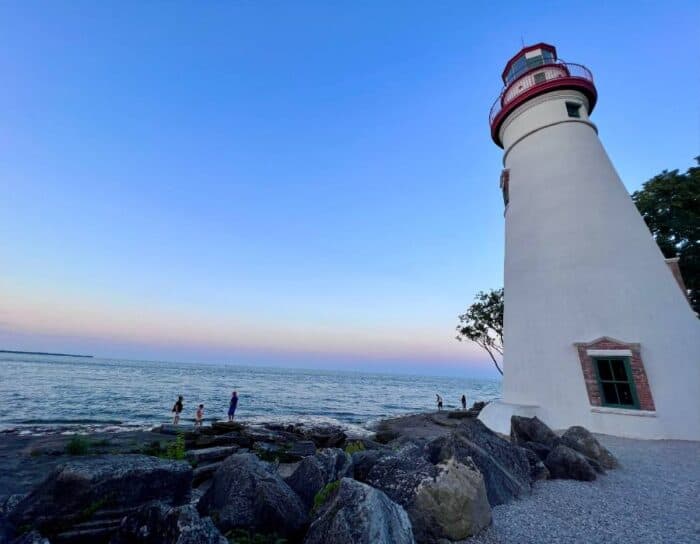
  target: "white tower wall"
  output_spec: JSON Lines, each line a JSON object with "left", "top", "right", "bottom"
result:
{"left": 480, "top": 89, "right": 700, "bottom": 440}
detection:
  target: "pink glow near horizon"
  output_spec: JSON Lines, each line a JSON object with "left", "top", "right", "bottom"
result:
{"left": 1, "top": 284, "right": 488, "bottom": 369}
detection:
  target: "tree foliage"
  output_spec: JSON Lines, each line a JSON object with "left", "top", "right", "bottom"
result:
{"left": 456, "top": 288, "right": 504, "bottom": 375}
{"left": 632, "top": 159, "right": 700, "bottom": 315}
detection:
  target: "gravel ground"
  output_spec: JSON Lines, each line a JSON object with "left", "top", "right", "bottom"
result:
{"left": 465, "top": 435, "right": 700, "bottom": 544}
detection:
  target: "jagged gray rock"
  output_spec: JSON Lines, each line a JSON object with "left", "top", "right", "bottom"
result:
{"left": 545, "top": 445, "right": 597, "bottom": 481}
{"left": 110, "top": 502, "right": 226, "bottom": 544}
{"left": 304, "top": 478, "right": 414, "bottom": 544}
{"left": 427, "top": 419, "right": 531, "bottom": 506}
{"left": 366, "top": 443, "right": 491, "bottom": 543}
{"left": 510, "top": 416, "right": 560, "bottom": 448}
{"left": 284, "top": 449, "right": 352, "bottom": 508}
{"left": 561, "top": 426, "right": 618, "bottom": 469}
{"left": 197, "top": 453, "right": 307, "bottom": 539}
{"left": 8, "top": 455, "right": 191, "bottom": 540}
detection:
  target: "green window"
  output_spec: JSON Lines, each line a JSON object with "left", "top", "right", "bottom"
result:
{"left": 593, "top": 357, "right": 640, "bottom": 409}
{"left": 566, "top": 102, "right": 582, "bottom": 118}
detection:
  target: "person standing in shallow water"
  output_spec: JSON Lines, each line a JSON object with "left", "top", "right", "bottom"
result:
{"left": 228, "top": 391, "right": 238, "bottom": 421}
{"left": 172, "top": 395, "right": 183, "bottom": 424}
{"left": 461, "top": 394, "right": 467, "bottom": 411}
{"left": 436, "top": 394, "right": 443, "bottom": 411}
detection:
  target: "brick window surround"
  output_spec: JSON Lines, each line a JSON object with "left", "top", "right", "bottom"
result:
{"left": 574, "top": 337, "right": 655, "bottom": 411}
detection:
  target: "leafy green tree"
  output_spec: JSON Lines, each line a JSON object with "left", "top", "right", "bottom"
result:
{"left": 632, "top": 159, "right": 699, "bottom": 315}
{"left": 456, "top": 288, "right": 504, "bottom": 375}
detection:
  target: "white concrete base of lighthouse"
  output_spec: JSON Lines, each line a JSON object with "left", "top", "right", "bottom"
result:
{"left": 478, "top": 400, "right": 540, "bottom": 436}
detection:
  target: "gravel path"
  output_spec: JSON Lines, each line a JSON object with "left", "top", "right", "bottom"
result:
{"left": 465, "top": 435, "right": 700, "bottom": 544}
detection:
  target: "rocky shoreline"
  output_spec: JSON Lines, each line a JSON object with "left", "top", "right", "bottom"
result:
{"left": 0, "top": 406, "right": 620, "bottom": 544}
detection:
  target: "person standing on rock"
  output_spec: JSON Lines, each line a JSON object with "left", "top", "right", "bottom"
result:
{"left": 461, "top": 394, "right": 467, "bottom": 411}
{"left": 172, "top": 395, "right": 184, "bottom": 424}
{"left": 436, "top": 394, "right": 443, "bottom": 411}
{"left": 228, "top": 391, "right": 238, "bottom": 421}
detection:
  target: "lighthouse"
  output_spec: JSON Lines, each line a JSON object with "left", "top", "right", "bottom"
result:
{"left": 478, "top": 43, "right": 700, "bottom": 440}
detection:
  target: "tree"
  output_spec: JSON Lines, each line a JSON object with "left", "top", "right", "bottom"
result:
{"left": 632, "top": 159, "right": 700, "bottom": 315}
{"left": 456, "top": 288, "right": 504, "bottom": 375}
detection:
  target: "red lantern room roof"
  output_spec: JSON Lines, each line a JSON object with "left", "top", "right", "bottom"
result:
{"left": 489, "top": 43, "right": 597, "bottom": 148}
{"left": 501, "top": 43, "right": 558, "bottom": 83}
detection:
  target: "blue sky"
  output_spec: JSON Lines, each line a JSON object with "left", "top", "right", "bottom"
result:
{"left": 1, "top": 1, "right": 698, "bottom": 377}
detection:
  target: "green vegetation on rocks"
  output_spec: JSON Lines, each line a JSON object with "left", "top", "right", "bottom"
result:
{"left": 313, "top": 480, "right": 340, "bottom": 512}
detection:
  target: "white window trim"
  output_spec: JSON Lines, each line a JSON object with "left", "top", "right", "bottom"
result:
{"left": 587, "top": 349, "right": 632, "bottom": 357}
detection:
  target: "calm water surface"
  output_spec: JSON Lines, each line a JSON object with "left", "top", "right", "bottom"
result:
{"left": 0, "top": 354, "right": 501, "bottom": 435}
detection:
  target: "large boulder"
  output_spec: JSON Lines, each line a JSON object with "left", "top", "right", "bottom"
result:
{"left": 304, "top": 478, "right": 414, "bottom": 544}
{"left": 110, "top": 502, "right": 226, "bottom": 544}
{"left": 545, "top": 445, "right": 597, "bottom": 481}
{"left": 351, "top": 449, "right": 388, "bottom": 483}
{"left": 561, "top": 426, "right": 618, "bottom": 469}
{"left": 510, "top": 416, "right": 560, "bottom": 448}
{"left": 197, "top": 453, "right": 307, "bottom": 539}
{"left": 366, "top": 443, "right": 491, "bottom": 543}
{"left": 284, "top": 449, "right": 352, "bottom": 508}
{"left": 427, "top": 419, "right": 531, "bottom": 506}
{"left": 9, "top": 455, "right": 191, "bottom": 540}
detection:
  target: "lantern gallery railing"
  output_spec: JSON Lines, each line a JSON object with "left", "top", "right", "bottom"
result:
{"left": 489, "top": 62, "right": 595, "bottom": 126}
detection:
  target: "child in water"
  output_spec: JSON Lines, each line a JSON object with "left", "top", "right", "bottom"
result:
{"left": 195, "top": 404, "right": 204, "bottom": 429}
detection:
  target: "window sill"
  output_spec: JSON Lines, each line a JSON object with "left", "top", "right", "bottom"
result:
{"left": 591, "top": 407, "right": 656, "bottom": 418}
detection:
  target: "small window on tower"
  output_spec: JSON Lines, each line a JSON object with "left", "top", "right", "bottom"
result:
{"left": 534, "top": 72, "right": 546, "bottom": 84}
{"left": 566, "top": 102, "right": 582, "bottom": 118}
{"left": 500, "top": 169, "right": 510, "bottom": 207}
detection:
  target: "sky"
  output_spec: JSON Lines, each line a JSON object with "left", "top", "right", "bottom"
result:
{"left": 1, "top": 1, "right": 698, "bottom": 378}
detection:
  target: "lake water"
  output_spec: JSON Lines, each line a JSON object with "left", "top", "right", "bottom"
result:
{"left": 0, "top": 353, "right": 501, "bottom": 435}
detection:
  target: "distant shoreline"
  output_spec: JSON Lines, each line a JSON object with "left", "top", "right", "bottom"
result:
{"left": 0, "top": 349, "right": 93, "bottom": 358}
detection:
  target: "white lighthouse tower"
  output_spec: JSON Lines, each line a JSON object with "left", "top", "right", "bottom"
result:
{"left": 478, "top": 43, "right": 700, "bottom": 440}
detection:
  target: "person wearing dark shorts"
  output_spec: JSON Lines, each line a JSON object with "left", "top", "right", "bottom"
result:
{"left": 172, "top": 395, "right": 184, "bottom": 424}
{"left": 228, "top": 391, "right": 238, "bottom": 421}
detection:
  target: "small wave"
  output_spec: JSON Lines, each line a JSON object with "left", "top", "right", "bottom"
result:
{"left": 12, "top": 418, "right": 124, "bottom": 425}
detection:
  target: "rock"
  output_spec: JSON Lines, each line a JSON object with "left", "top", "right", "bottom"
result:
{"left": 210, "top": 422, "right": 244, "bottom": 435}
{"left": 545, "top": 445, "right": 597, "bottom": 481}
{"left": 304, "top": 478, "right": 414, "bottom": 544}
{"left": 522, "top": 448, "right": 549, "bottom": 481}
{"left": 197, "top": 453, "right": 307, "bottom": 539}
{"left": 1, "top": 515, "right": 15, "bottom": 544}
{"left": 110, "top": 502, "right": 226, "bottom": 544}
{"left": 286, "top": 440, "right": 317, "bottom": 459}
{"left": 191, "top": 433, "right": 249, "bottom": 450}
{"left": 302, "top": 426, "right": 347, "bottom": 449}
{"left": 284, "top": 449, "right": 353, "bottom": 508}
{"left": 561, "top": 426, "right": 618, "bottom": 469}
{"left": 366, "top": 443, "right": 491, "bottom": 543}
{"left": 9, "top": 455, "right": 192, "bottom": 540}
{"left": 192, "top": 462, "right": 223, "bottom": 487}
{"left": 374, "top": 427, "right": 401, "bottom": 444}
{"left": 510, "top": 416, "right": 560, "bottom": 448}
{"left": 426, "top": 419, "right": 531, "bottom": 506}
{"left": 0, "top": 496, "right": 25, "bottom": 518}
{"left": 185, "top": 446, "right": 238, "bottom": 465}
{"left": 519, "top": 441, "right": 552, "bottom": 462}
{"left": 411, "top": 458, "right": 491, "bottom": 542}
{"left": 351, "top": 449, "right": 388, "bottom": 483}
{"left": 10, "top": 530, "right": 50, "bottom": 544}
